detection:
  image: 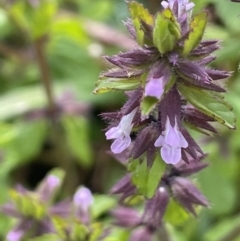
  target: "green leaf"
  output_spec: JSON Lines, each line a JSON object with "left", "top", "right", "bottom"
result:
{"left": 92, "top": 195, "right": 117, "bottom": 219}
{"left": 51, "top": 16, "right": 89, "bottom": 46}
{"left": 10, "top": 190, "right": 46, "bottom": 219}
{"left": 93, "top": 77, "right": 141, "bottom": 94}
{"left": 153, "top": 9, "right": 180, "bottom": 54}
{"left": 10, "top": 0, "right": 58, "bottom": 39}
{"left": 62, "top": 115, "right": 93, "bottom": 167}
{"left": 89, "top": 223, "right": 103, "bottom": 241}
{"left": 131, "top": 159, "right": 148, "bottom": 195}
{"left": 177, "top": 83, "right": 236, "bottom": 129}
{"left": 140, "top": 96, "right": 158, "bottom": 117}
{"left": 164, "top": 200, "right": 190, "bottom": 225}
{"left": 147, "top": 153, "right": 166, "bottom": 198}
{"left": 131, "top": 154, "right": 166, "bottom": 198}
{"left": 128, "top": 1, "right": 154, "bottom": 46}
{"left": 28, "top": 234, "right": 60, "bottom": 241}
{"left": 0, "top": 120, "right": 48, "bottom": 177}
{"left": 183, "top": 11, "right": 208, "bottom": 55}
{"left": 71, "top": 223, "right": 89, "bottom": 241}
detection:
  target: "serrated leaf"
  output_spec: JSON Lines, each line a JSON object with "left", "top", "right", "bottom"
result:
{"left": 128, "top": 1, "right": 154, "bottom": 46}
{"left": 153, "top": 9, "right": 180, "bottom": 54}
{"left": 62, "top": 115, "right": 93, "bottom": 167}
{"left": 94, "top": 78, "right": 141, "bottom": 94}
{"left": 183, "top": 11, "right": 208, "bottom": 55}
{"left": 177, "top": 83, "right": 235, "bottom": 129}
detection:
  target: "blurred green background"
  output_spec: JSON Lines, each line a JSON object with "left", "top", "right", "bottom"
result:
{"left": 0, "top": 0, "right": 240, "bottom": 240}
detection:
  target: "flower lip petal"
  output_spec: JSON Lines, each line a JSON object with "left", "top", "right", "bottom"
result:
{"left": 105, "top": 126, "right": 121, "bottom": 140}
{"left": 111, "top": 133, "right": 131, "bottom": 154}
{"left": 145, "top": 77, "right": 165, "bottom": 99}
{"left": 161, "top": 145, "right": 182, "bottom": 164}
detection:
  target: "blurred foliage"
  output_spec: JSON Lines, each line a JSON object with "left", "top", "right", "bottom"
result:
{"left": 0, "top": 0, "right": 240, "bottom": 240}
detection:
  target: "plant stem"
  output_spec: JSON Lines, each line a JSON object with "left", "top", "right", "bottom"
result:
{"left": 218, "top": 224, "right": 240, "bottom": 241}
{"left": 34, "top": 37, "right": 55, "bottom": 112}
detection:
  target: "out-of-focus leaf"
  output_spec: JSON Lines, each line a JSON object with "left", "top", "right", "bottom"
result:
{"left": 62, "top": 115, "right": 93, "bottom": 167}
{"left": 164, "top": 200, "right": 190, "bottom": 225}
{"left": 71, "top": 223, "right": 88, "bottom": 241}
{"left": 78, "top": 0, "right": 113, "bottom": 21}
{"left": 215, "top": 0, "right": 240, "bottom": 33}
{"left": 183, "top": 11, "right": 208, "bottom": 55}
{"left": 10, "top": 190, "right": 46, "bottom": 219}
{"left": 51, "top": 216, "right": 68, "bottom": 239}
{"left": 178, "top": 83, "right": 236, "bottom": 129}
{"left": 91, "top": 195, "right": 117, "bottom": 219}
{"left": 102, "top": 227, "right": 130, "bottom": 241}
{"left": 0, "top": 120, "right": 47, "bottom": 177}
{"left": 204, "top": 215, "right": 240, "bottom": 241}
{"left": 89, "top": 223, "right": 103, "bottom": 241}
{"left": 51, "top": 16, "right": 89, "bottom": 46}
{"left": 28, "top": 234, "right": 60, "bottom": 241}
{"left": 10, "top": 0, "right": 58, "bottom": 39}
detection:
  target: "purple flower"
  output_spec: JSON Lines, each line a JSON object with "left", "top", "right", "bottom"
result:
{"left": 154, "top": 116, "right": 188, "bottom": 164}
{"left": 73, "top": 186, "right": 93, "bottom": 224}
{"left": 144, "top": 61, "right": 171, "bottom": 100}
{"left": 105, "top": 108, "right": 137, "bottom": 154}
{"left": 145, "top": 77, "right": 165, "bottom": 99}
{"left": 161, "top": 0, "right": 195, "bottom": 18}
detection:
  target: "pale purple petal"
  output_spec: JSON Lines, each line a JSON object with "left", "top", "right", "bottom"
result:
{"left": 178, "top": 132, "right": 188, "bottom": 148}
{"left": 154, "top": 135, "right": 165, "bottom": 147}
{"left": 161, "top": 145, "right": 182, "bottom": 164}
{"left": 73, "top": 187, "right": 93, "bottom": 224}
{"left": 105, "top": 126, "right": 121, "bottom": 140}
{"left": 164, "top": 117, "right": 182, "bottom": 147}
{"left": 145, "top": 77, "right": 164, "bottom": 99}
{"left": 111, "top": 134, "right": 131, "bottom": 154}
{"left": 7, "top": 220, "right": 32, "bottom": 241}
{"left": 7, "top": 230, "right": 24, "bottom": 241}
{"left": 74, "top": 187, "right": 93, "bottom": 211}
{"left": 165, "top": 125, "right": 181, "bottom": 147}
{"left": 161, "top": 1, "right": 169, "bottom": 8}
{"left": 119, "top": 108, "right": 137, "bottom": 130}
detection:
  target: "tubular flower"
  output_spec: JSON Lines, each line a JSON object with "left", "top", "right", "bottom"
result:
{"left": 105, "top": 108, "right": 137, "bottom": 154}
{"left": 154, "top": 116, "right": 188, "bottom": 164}
{"left": 161, "top": 0, "right": 195, "bottom": 18}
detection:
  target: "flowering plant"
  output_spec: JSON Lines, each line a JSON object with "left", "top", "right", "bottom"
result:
{"left": 94, "top": 0, "right": 236, "bottom": 238}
